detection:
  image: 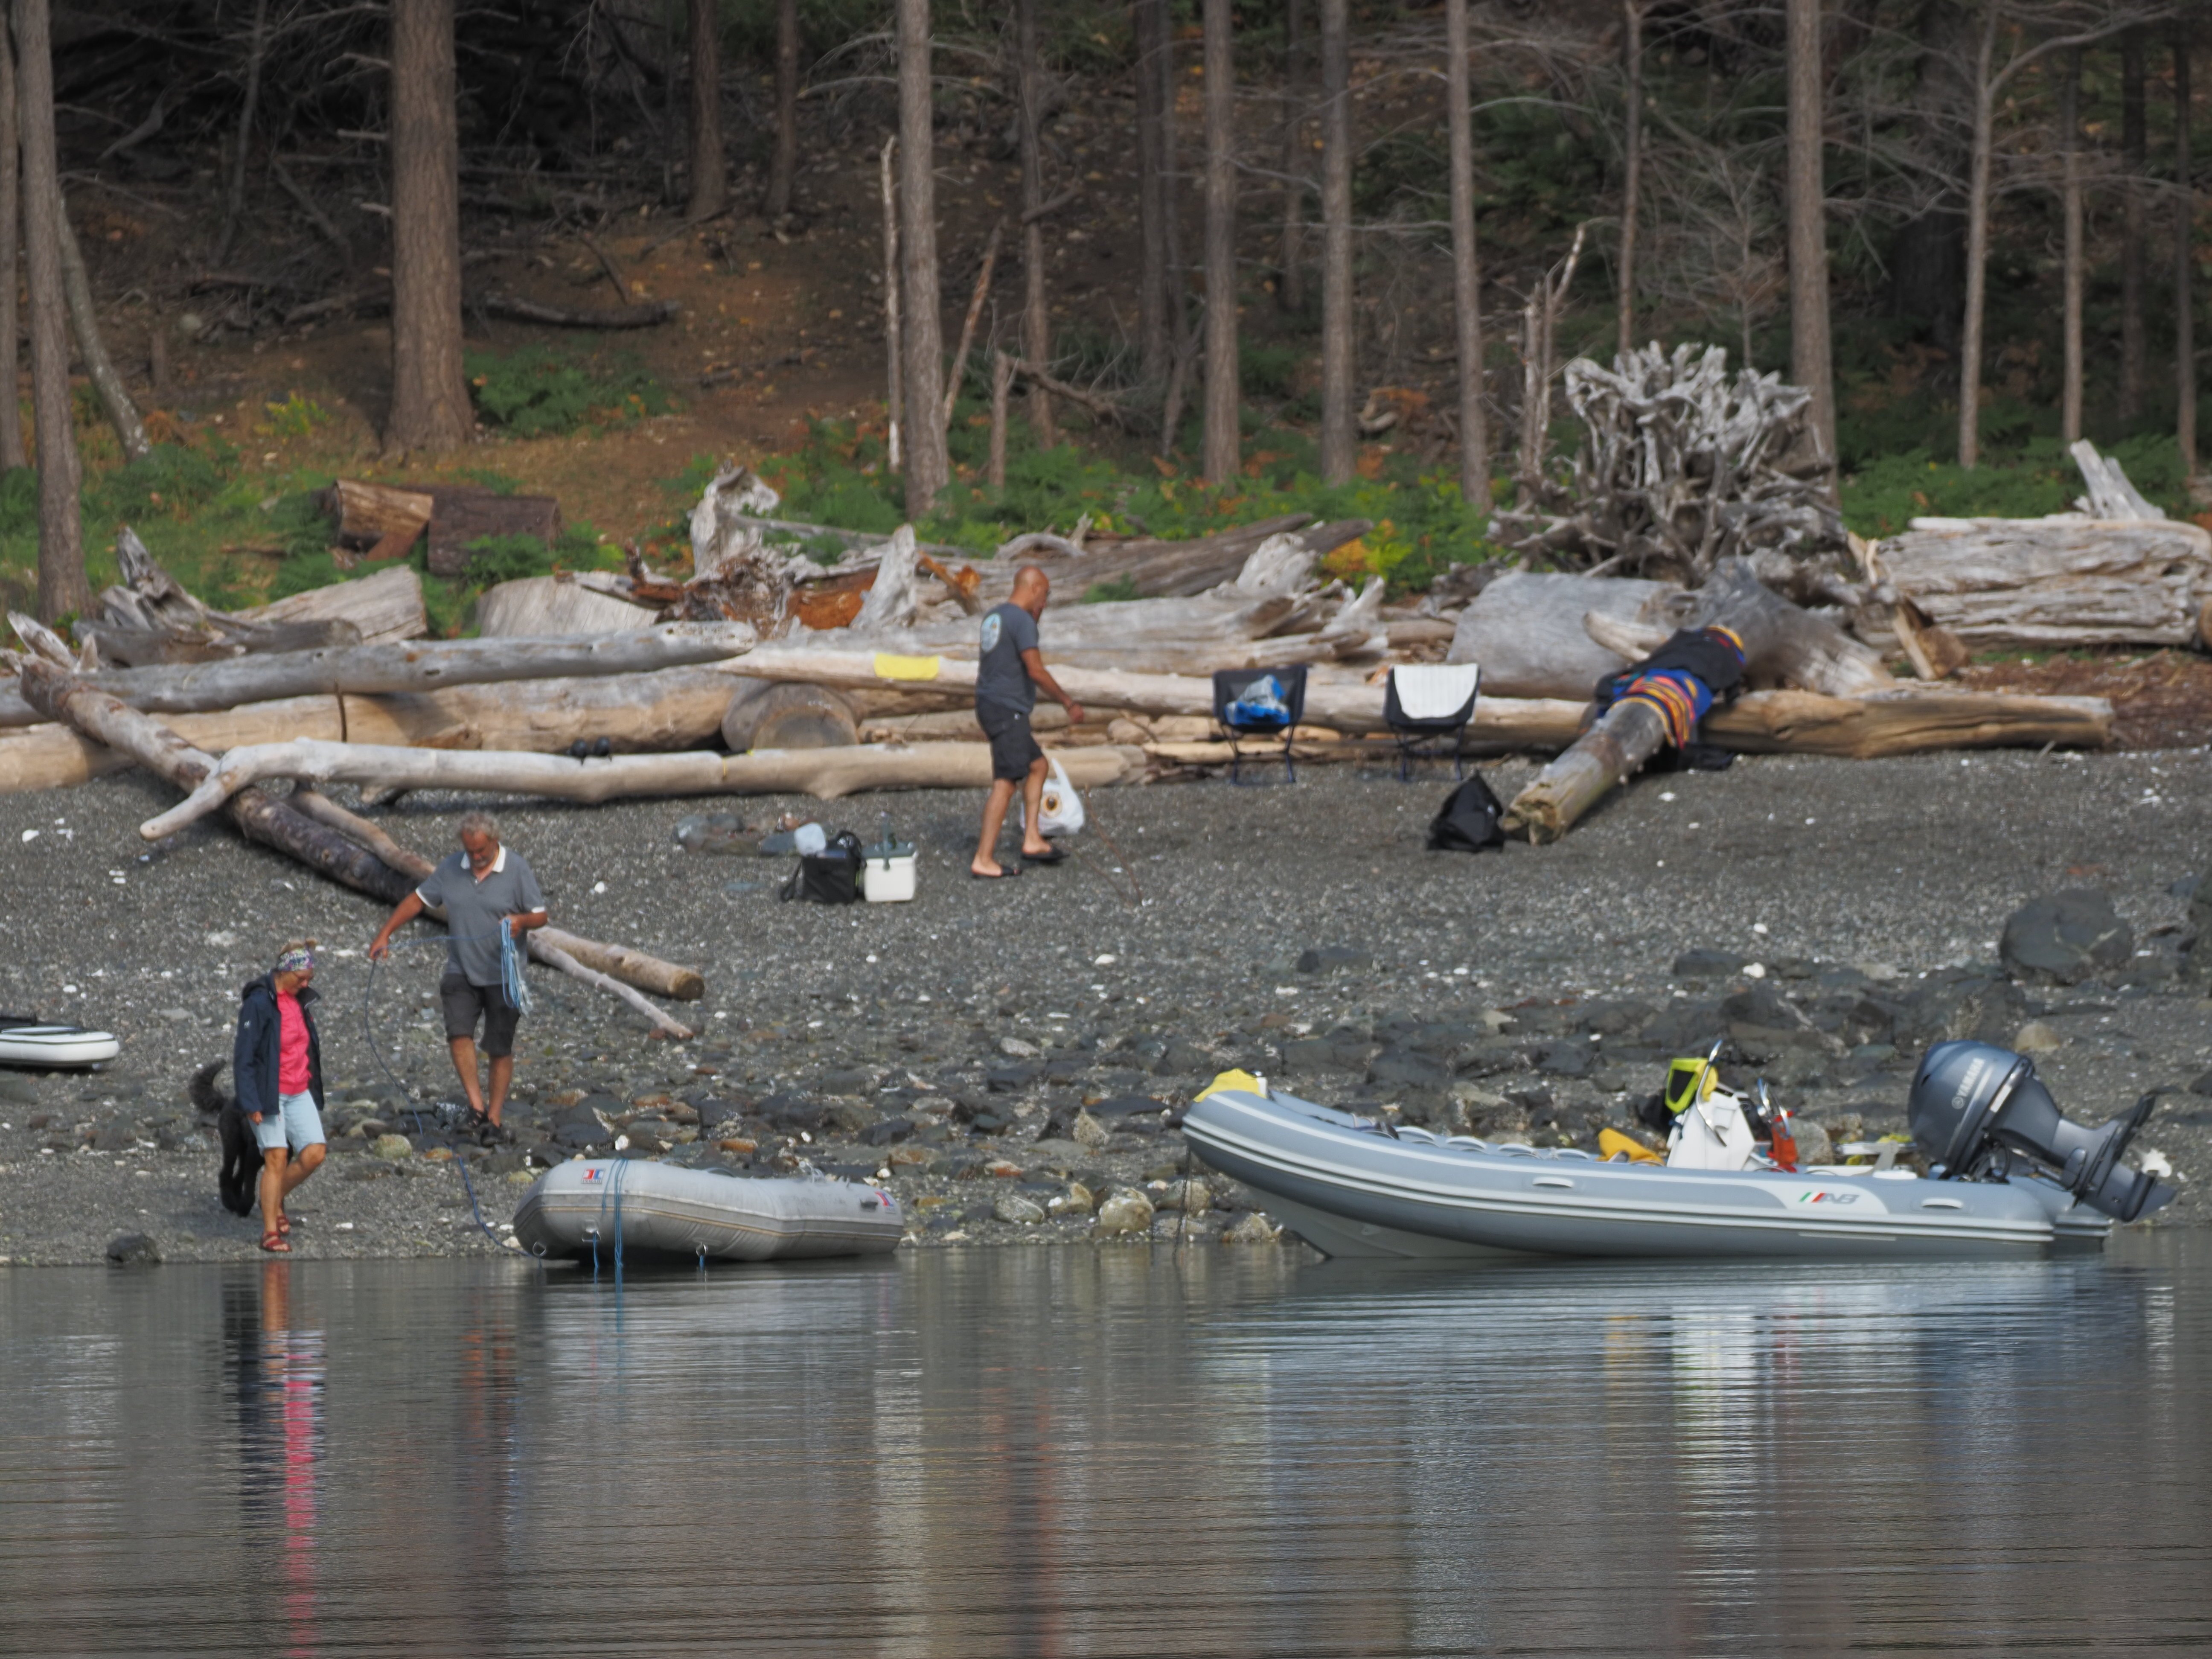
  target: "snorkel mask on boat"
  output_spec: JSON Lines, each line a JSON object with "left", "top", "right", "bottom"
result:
{"left": 1909, "top": 1040, "right": 2175, "bottom": 1222}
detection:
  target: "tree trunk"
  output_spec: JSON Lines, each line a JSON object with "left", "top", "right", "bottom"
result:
{"left": 1016, "top": 0, "right": 1057, "bottom": 448}
{"left": 686, "top": 0, "right": 726, "bottom": 220}
{"left": 384, "top": 0, "right": 471, "bottom": 457}
{"left": 1132, "top": 0, "right": 1172, "bottom": 383}
{"left": 214, "top": 0, "right": 268, "bottom": 266}
{"left": 764, "top": 0, "right": 800, "bottom": 217}
{"left": 1956, "top": 5, "right": 1997, "bottom": 470}
{"left": 879, "top": 135, "right": 902, "bottom": 471}
{"left": 1446, "top": 0, "right": 1485, "bottom": 506}
{"left": 2061, "top": 48, "right": 2084, "bottom": 446}
{"left": 1317, "top": 0, "right": 1354, "bottom": 483}
{"left": 57, "top": 214, "right": 151, "bottom": 462}
{"left": 2121, "top": 26, "right": 2147, "bottom": 424}
{"left": 988, "top": 348, "right": 1013, "bottom": 488}
{"left": 1278, "top": 0, "right": 1305, "bottom": 313}
{"left": 0, "top": 14, "right": 22, "bottom": 473}
{"left": 1200, "top": 0, "right": 1239, "bottom": 484}
{"left": 2177, "top": 14, "right": 2196, "bottom": 477}
{"left": 13, "top": 0, "right": 84, "bottom": 623}
{"left": 1616, "top": 0, "right": 1642, "bottom": 356}
{"left": 894, "top": 0, "right": 948, "bottom": 515}
{"left": 1786, "top": 0, "right": 1834, "bottom": 472}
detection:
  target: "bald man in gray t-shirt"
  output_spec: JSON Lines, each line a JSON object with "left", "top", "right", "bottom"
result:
{"left": 971, "top": 565, "right": 1084, "bottom": 879}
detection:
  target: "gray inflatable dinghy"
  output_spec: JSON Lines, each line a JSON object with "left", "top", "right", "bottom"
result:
{"left": 513, "top": 1159, "right": 905, "bottom": 1263}
{"left": 1182, "top": 1048, "right": 2168, "bottom": 1261}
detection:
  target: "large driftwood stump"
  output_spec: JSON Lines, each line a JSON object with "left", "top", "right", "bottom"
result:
{"left": 719, "top": 681, "right": 860, "bottom": 752}
{"left": 1499, "top": 699, "right": 1668, "bottom": 845}
{"left": 1504, "top": 557, "right": 1895, "bottom": 843}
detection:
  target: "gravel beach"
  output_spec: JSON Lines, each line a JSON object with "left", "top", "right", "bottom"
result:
{"left": 2, "top": 748, "right": 2207, "bottom": 1266}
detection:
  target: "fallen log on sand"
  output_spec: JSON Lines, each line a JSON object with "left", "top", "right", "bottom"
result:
{"left": 19, "top": 663, "right": 698, "bottom": 1036}
{"left": 1505, "top": 559, "right": 1901, "bottom": 844}
{"left": 141, "top": 738, "right": 1152, "bottom": 838}
{"left": 0, "top": 623, "right": 756, "bottom": 728}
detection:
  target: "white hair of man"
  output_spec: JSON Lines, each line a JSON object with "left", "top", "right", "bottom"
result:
{"left": 458, "top": 811, "right": 498, "bottom": 841}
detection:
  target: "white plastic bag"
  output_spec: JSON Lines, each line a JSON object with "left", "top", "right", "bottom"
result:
{"left": 1016, "top": 755, "right": 1086, "bottom": 838}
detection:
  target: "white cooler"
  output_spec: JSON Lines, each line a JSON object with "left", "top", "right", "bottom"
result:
{"left": 862, "top": 843, "right": 917, "bottom": 902}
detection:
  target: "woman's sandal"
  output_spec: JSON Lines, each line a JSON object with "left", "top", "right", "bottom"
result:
{"left": 259, "top": 1231, "right": 291, "bottom": 1254}
{"left": 276, "top": 1214, "right": 292, "bottom": 1237}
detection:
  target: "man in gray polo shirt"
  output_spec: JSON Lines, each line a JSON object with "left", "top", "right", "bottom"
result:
{"left": 367, "top": 811, "right": 548, "bottom": 1133}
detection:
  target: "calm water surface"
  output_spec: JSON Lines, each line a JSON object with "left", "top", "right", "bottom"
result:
{"left": 2, "top": 1236, "right": 2208, "bottom": 1657}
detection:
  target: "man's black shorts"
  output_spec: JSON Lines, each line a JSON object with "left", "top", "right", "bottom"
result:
{"left": 977, "top": 703, "right": 1043, "bottom": 783}
{"left": 440, "top": 972, "right": 521, "bottom": 1057}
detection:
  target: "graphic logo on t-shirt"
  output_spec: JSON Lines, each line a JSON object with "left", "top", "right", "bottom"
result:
{"left": 980, "top": 612, "right": 1002, "bottom": 654}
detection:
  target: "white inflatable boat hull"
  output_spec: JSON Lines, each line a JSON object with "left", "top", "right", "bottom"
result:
{"left": 513, "top": 1158, "right": 905, "bottom": 1262}
{"left": 0, "top": 1022, "right": 121, "bottom": 1067}
{"left": 1183, "top": 1088, "right": 2113, "bottom": 1261}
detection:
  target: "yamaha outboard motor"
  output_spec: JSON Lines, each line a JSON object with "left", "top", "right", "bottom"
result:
{"left": 1909, "top": 1040, "right": 2175, "bottom": 1222}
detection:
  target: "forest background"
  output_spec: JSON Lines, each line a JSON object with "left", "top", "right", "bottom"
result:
{"left": 0, "top": 0, "right": 2201, "bottom": 643}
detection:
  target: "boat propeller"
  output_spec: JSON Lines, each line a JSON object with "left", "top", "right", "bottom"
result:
{"left": 1909, "top": 1040, "right": 2176, "bottom": 1222}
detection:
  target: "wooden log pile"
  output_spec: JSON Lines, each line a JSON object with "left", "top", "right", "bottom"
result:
{"left": 1866, "top": 445, "right": 2212, "bottom": 652}
{"left": 1489, "top": 343, "right": 1844, "bottom": 582}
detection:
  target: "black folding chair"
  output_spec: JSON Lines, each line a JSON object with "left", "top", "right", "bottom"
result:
{"left": 1211, "top": 665, "right": 1308, "bottom": 784}
{"left": 1383, "top": 663, "right": 1480, "bottom": 781}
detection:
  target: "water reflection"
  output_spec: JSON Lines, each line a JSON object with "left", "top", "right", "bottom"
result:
{"left": 225, "top": 1263, "right": 326, "bottom": 1658}
{"left": 0, "top": 1239, "right": 2205, "bottom": 1657}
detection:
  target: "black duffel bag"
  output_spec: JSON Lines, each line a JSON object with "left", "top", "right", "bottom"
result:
{"left": 780, "top": 830, "right": 864, "bottom": 904}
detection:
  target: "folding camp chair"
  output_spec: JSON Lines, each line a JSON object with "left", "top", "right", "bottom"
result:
{"left": 1383, "top": 662, "right": 1480, "bottom": 781}
{"left": 1211, "top": 665, "right": 1308, "bottom": 784}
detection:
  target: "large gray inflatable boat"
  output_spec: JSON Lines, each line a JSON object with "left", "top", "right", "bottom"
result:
{"left": 1182, "top": 1085, "right": 2121, "bottom": 1261}
{"left": 513, "top": 1159, "right": 905, "bottom": 1263}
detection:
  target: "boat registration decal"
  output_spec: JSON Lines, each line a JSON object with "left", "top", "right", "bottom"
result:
{"left": 1796, "top": 1189, "right": 1858, "bottom": 1205}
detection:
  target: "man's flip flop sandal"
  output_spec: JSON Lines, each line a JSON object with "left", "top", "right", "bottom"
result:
{"left": 969, "top": 865, "right": 1024, "bottom": 879}
{"left": 1022, "top": 848, "right": 1068, "bottom": 865}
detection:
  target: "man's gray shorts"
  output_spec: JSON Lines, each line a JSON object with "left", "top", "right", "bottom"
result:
{"left": 440, "top": 971, "right": 521, "bottom": 1057}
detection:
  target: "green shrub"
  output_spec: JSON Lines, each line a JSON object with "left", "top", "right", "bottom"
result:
{"left": 1839, "top": 433, "right": 2192, "bottom": 539}
{"left": 465, "top": 345, "right": 673, "bottom": 438}
{"left": 87, "top": 443, "right": 230, "bottom": 524}
{"left": 0, "top": 466, "right": 36, "bottom": 541}
{"left": 463, "top": 533, "right": 558, "bottom": 585}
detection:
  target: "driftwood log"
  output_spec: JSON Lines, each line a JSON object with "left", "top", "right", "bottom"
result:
{"left": 17, "top": 664, "right": 698, "bottom": 1035}
{"left": 0, "top": 624, "right": 756, "bottom": 728}
{"left": 250, "top": 564, "right": 428, "bottom": 646}
{"left": 1505, "top": 560, "right": 1891, "bottom": 844}
{"left": 719, "top": 681, "right": 861, "bottom": 751}
{"left": 76, "top": 530, "right": 365, "bottom": 667}
{"left": 1447, "top": 572, "right": 1680, "bottom": 699}
{"left": 141, "top": 738, "right": 1153, "bottom": 836}
{"left": 1873, "top": 515, "right": 2212, "bottom": 647}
